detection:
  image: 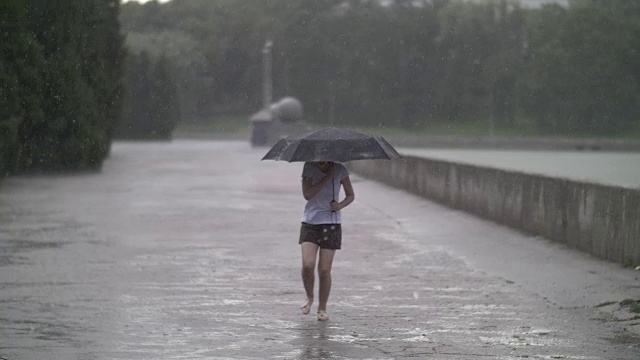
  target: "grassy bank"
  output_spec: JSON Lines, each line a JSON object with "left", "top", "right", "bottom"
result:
{"left": 355, "top": 118, "right": 640, "bottom": 140}
{"left": 172, "top": 115, "right": 640, "bottom": 141}
{"left": 172, "top": 115, "right": 250, "bottom": 139}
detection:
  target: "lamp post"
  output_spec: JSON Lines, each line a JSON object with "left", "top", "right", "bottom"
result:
{"left": 262, "top": 40, "right": 273, "bottom": 109}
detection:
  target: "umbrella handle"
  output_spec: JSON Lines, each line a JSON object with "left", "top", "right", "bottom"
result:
{"left": 331, "top": 178, "right": 336, "bottom": 223}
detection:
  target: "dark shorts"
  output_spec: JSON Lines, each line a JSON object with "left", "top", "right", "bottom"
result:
{"left": 299, "top": 222, "right": 342, "bottom": 250}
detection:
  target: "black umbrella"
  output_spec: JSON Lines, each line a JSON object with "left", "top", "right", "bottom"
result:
{"left": 261, "top": 127, "right": 401, "bottom": 162}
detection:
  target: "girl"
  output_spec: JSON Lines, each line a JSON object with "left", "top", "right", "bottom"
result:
{"left": 298, "top": 161, "right": 355, "bottom": 321}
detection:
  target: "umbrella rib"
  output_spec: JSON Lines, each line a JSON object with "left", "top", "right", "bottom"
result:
{"left": 284, "top": 138, "right": 306, "bottom": 162}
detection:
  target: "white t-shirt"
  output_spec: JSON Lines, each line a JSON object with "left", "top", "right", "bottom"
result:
{"left": 301, "top": 162, "right": 349, "bottom": 224}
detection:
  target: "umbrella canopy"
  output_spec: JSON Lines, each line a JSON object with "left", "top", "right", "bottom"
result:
{"left": 261, "top": 127, "right": 401, "bottom": 162}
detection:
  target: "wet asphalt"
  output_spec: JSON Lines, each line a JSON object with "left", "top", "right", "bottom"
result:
{"left": 1, "top": 140, "right": 639, "bottom": 360}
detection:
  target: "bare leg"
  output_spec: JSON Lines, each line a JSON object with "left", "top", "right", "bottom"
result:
{"left": 301, "top": 242, "right": 319, "bottom": 313}
{"left": 317, "top": 248, "right": 336, "bottom": 316}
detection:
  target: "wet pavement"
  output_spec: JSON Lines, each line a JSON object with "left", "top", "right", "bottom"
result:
{"left": 1, "top": 140, "right": 639, "bottom": 359}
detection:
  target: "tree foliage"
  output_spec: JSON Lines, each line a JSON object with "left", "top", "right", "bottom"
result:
{"left": 525, "top": 2, "right": 640, "bottom": 134}
{"left": 0, "top": 0, "right": 45, "bottom": 174}
{"left": 117, "top": 52, "right": 180, "bottom": 140}
{"left": 1, "top": 0, "right": 125, "bottom": 175}
{"left": 116, "top": 0, "right": 640, "bottom": 136}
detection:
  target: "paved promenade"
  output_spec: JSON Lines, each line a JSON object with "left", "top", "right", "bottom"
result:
{"left": 1, "top": 140, "right": 639, "bottom": 359}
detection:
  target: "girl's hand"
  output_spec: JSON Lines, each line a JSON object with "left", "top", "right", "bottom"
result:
{"left": 330, "top": 200, "right": 341, "bottom": 211}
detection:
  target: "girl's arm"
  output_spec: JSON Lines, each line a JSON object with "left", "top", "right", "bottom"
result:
{"left": 331, "top": 176, "right": 355, "bottom": 211}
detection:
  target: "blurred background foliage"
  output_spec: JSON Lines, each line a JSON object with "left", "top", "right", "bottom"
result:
{"left": 117, "top": 51, "right": 180, "bottom": 140}
{"left": 120, "top": 0, "right": 640, "bottom": 137}
{"left": 1, "top": 0, "right": 639, "bottom": 175}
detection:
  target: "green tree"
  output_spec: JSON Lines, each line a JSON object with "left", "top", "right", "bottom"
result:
{"left": 524, "top": 3, "right": 639, "bottom": 134}
{"left": 486, "top": 0, "right": 526, "bottom": 127}
{"left": 117, "top": 52, "right": 180, "bottom": 139}
{"left": 16, "top": 1, "right": 121, "bottom": 171}
{"left": 0, "top": 0, "right": 126, "bottom": 174}
{"left": 149, "top": 56, "right": 181, "bottom": 138}
{"left": 118, "top": 0, "right": 639, "bottom": 137}
{"left": 0, "top": 0, "right": 45, "bottom": 174}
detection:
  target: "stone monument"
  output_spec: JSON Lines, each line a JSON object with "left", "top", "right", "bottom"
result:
{"left": 249, "top": 97, "right": 311, "bottom": 147}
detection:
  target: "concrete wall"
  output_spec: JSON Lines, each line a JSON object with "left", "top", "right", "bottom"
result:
{"left": 349, "top": 156, "right": 640, "bottom": 266}
{"left": 384, "top": 135, "right": 640, "bottom": 152}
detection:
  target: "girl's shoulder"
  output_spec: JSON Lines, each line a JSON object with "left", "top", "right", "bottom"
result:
{"left": 336, "top": 162, "right": 349, "bottom": 177}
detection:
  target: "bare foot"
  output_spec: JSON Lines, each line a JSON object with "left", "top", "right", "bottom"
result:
{"left": 317, "top": 310, "right": 329, "bottom": 321}
{"left": 300, "top": 298, "right": 313, "bottom": 315}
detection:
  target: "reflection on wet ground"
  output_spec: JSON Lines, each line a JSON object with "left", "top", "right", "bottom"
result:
{"left": 1, "top": 141, "right": 638, "bottom": 359}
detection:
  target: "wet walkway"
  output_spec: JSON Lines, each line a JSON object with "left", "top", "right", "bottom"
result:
{"left": 1, "top": 140, "right": 639, "bottom": 359}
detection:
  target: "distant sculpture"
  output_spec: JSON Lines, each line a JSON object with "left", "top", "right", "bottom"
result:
{"left": 270, "top": 97, "right": 303, "bottom": 123}
{"left": 249, "top": 96, "right": 307, "bottom": 147}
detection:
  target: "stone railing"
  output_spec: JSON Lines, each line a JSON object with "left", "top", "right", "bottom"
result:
{"left": 349, "top": 156, "right": 640, "bottom": 266}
